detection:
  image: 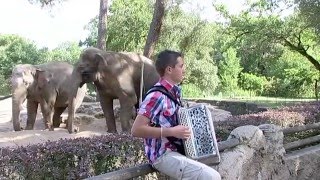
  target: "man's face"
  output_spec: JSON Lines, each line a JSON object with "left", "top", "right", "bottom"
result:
{"left": 169, "top": 57, "right": 185, "bottom": 84}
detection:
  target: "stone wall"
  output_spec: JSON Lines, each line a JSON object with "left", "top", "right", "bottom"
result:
{"left": 213, "top": 124, "right": 319, "bottom": 180}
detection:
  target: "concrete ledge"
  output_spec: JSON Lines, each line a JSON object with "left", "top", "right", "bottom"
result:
{"left": 285, "top": 144, "right": 320, "bottom": 179}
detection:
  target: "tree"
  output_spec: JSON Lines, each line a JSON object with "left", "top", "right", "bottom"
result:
{"left": 218, "top": 48, "right": 243, "bottom": 94}
{"left": 213, "top": 0, "right": 320, "bottom": 97}
{"left": 46, "top": 41, "right": 82, "bottom": 63}
{"left": 96, "top": 0, "right": 108, "bottom": 50}
{"left": 0, "top": 34, "right": 43, "bottom": 79}
{"left": 143, "top": 0, "right": 166, "bottom": 58}
{"left": 266, "top": 0, "right": 320, "bottom": 34}
{"left": 83, "top": 0, "right": 153, "bottom": 52}
{"left": 0, "top": 34, "right": 45, "bottom": 95}
{"left": 28, "top": 0, "right": 66, "bottom": 7}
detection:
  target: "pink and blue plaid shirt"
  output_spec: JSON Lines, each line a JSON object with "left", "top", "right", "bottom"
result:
{"left": 138, "top": 78, "right": 182, "bottom": 163}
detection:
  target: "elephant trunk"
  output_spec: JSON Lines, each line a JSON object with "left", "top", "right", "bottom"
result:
{"left": 11, "top": 87, "right": 27, "bottom": 131}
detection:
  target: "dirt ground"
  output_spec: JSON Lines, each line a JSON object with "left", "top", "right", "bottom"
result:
{"left": 0, "top": 98, "right": 118, "bottom": 148}
{"left": 0, "top": 97, "right": 231, "bottom": 149}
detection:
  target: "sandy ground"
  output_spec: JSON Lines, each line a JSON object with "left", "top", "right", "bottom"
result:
{"left": 0, "top": 98, "right": 116, "bottom": 148}
{"left": 0, "top": 97, "right": 231, "bottom": 149}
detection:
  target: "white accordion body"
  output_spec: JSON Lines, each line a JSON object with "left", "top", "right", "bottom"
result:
{"left": 178, "top": 104, "right": 220, "bottom": 163}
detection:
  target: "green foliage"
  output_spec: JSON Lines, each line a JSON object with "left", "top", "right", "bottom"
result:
{"left": 106, "top": 0, "right": 152, "bottom": 52}
{"left": 182, "top": 83, "right": 204, "bottom": 98}
{"left": 264, "top": 49, "right": 318, "bottom": 97}
{"left": 157, "top": 8, "right": 220, "bottom": 94}
{"left": 0, "top": 134, "right": 147, "bottom": 179}
{"left": 16, "top": 0, "right": 320, "bottom": 99}
{"left": 0, "top": 34, "right": 44, "bottom": 79}
{"left": 265, "top": 0, "right": 320, "bottom": 35}
{"left": 156, "top": 6, "right": 202, "bottom": 52}
{"left": 239, "top": 73, "right": 269, "bottom": 95}
{"left": 296, "top": 0, "right": 320, "bottom": 35}
{"left": 83, "top": 2, "right": 220, "bottom": 96}
{"left": 83, "top": 0, "right": 153, "bottom": 52}
{"left": 45, "top": 42, "right": 82, "bottom": 64}
{"left": 218, "top": 47, "right": 243, "bottom": 94}
{"left": 269, "top": 68, "right": 317, "bottom": 97}
{"left": 0, "top": 74, "right": 10, "bottom": 95}
{"left": 183, "top": 51, "right": 219, "bottom": 96}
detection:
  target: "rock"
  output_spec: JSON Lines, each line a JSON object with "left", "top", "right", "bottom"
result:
{"left": 83, "top": 95, "right": 97, "bottom": 102}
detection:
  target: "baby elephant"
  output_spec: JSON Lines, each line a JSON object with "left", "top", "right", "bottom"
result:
{"left": 11, "top": 61, "right": 86, "bottom": 131}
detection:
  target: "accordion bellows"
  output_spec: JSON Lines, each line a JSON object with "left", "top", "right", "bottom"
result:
{"left": 178, "top": 104, "right": 220, "bottom": 164}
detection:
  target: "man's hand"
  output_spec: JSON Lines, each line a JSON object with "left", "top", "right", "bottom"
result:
{"left": 170, "top": 125, "right": 191, "bottom": 140}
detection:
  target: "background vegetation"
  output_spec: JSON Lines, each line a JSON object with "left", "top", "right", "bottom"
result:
{"left": 1, "top": 0, "right": 319, "bottom": 101}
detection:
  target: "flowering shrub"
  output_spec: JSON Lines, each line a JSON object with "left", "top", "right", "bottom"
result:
{"left": 215, "top": 102, "right": 320, "bottom": 141}
{"left": 0, "top": 134, "right": 147, "bottom": 179}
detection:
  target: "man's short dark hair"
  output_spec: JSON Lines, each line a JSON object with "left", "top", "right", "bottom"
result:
{"left": 155, "top": 50, "right": 183, "bottom": 77}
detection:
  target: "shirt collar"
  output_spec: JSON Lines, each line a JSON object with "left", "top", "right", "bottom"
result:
{"left": 159, "top": 78, "right": 181, "bottom": 96}
{"left": 159, "top": 78, "right": 174, "bottom": 91}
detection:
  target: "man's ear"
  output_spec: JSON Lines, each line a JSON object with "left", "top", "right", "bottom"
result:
{"left": 166, "top": 66, "right": 173, "bottom": 74}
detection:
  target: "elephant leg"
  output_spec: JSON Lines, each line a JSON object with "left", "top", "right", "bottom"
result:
{"left": 119, "top": 99, "right": 134, "bottom": 133}
{"left": 53, "top": 107, "right": 67, "bottom": 128}
{"left": 25, "top": 100, "right": 38, "bottom": 130}
{"left": 99, "top": 96, "right": 116, "bottom": 133}
{"left": 40, "top": 99, "right": 55, "bottom": 131}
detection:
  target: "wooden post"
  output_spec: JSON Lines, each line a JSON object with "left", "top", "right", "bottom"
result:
{"left": 283, "top": 122, "right": 320, "bottom": 134}
{"left": 284, "top": 135, "right": 320, "bottom": 151}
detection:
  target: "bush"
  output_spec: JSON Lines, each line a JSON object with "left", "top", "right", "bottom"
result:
{"left": 0, "top": 134, "right": 147, "bottom": 179}
{"left": 239, "top": 73, "right": 268, "bottom": 96}
{"left": 182, "top": 83, "right": 205, "bottom": 98}
{"left": 216, "top": 101, "right": 320, "bottom": 141}
{"left": 0, "top": 74, "right": 10, "bottom": 95}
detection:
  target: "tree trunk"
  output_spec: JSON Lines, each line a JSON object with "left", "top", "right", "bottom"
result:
{"left": 96, "top": 0, "right": 108, "bottom": 101}
{"left": 143, "top": 0, "right": 166, "bottom": 58}
{"left": 315, "top": 79, "right": 319, "bottom": 101}
{"left": 96, "top": 0, "right": 108, "bottom": 51}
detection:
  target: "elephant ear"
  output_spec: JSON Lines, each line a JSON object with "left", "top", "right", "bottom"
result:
{"left": 95, "top": 53, "right": 110, "bottom": 66}
{"left": 35, "top": 70, "right": 53, "bottom": 88}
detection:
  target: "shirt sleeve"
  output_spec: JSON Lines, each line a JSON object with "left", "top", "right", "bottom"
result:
{"left": 138, "top": 92, "right": 164, "bottom": 121}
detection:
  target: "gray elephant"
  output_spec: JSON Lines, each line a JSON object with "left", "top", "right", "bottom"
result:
{"left": 68, "top": 47, "right": 159, "bottom": 133}
{"left": 11, "top": 61, "right": 86, "bottom": 131}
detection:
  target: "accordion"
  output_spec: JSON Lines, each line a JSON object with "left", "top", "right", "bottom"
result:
{"left": 178, "top": 104, "right": 220, "bottom": 164}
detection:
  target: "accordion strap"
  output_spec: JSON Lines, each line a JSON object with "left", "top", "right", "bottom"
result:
{"left": 146, "top": 85, "right": 186, "bottom": 155}
{"left": 146, "top": 85, "right": 181, "bottom": 107}
{"left": 146, "top": 85, "right": 181, "bottom": 127}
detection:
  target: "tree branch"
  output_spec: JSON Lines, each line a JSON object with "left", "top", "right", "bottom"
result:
{"left": 282, "top": 37, "right": 320, "bottom": 71}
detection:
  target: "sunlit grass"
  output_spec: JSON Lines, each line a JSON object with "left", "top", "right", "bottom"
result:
{"left": 185, "top": 95, "right": 317, "bottom": 108}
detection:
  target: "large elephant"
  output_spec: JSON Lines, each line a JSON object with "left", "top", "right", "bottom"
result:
{"left": 68, "top": 47, "right": 159, "bottom": 133}
{"left": 11, "top": 62, "right": 86, "bottom": 131}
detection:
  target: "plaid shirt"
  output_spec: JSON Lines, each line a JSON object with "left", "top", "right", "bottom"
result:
{"left": 138, "top": 78, "right": 182, "bottom": 163}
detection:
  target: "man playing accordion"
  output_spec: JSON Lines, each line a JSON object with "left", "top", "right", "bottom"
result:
{"left": 131, "top": 50, "right": 221, "bottom": 180}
